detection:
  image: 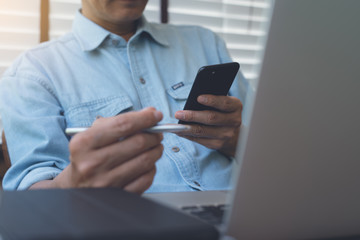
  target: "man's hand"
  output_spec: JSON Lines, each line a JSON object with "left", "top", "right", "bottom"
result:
{"left": 175, "top": 95, "right": 242, "bottom": 157}
{"left": 30, "top": 107, "right": 164, "bottom": 194}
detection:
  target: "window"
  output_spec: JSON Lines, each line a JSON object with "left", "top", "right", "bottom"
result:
{"left": 0, "top": 0, "right": 40, "bottom": 138}
{"left": 0, "top": 0, "right": 40, "bottom": 76}
{"left": 166, "top": 0, "right": 271, "bottom": 83}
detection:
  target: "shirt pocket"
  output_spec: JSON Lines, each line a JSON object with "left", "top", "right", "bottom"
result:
{"left": 165, "top": 83, "right": 192, "bottom": 116}
{"left": 65, "top": 95, "right": 133, "bottom": 127}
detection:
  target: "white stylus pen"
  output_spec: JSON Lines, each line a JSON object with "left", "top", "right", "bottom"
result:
{"left": 65, "top": 124, "right": 191, "bottom": 136}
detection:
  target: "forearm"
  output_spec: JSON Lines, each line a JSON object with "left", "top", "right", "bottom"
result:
{"left": 29, "top": 166, "right": 71, "bottom": 189}
{"left": 29, "top": 180, "right": 58, "bottom": 189}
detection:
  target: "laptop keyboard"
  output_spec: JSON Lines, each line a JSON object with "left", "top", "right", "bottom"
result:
{"left": 181, "top": 204, "right": 229, "bottom": 226}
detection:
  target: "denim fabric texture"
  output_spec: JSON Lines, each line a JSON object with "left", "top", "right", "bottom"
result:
{"left": 0, "top": 11, "right": 248, "bottom": 191}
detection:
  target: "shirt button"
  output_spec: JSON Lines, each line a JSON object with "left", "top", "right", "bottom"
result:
{"left": 193, "top": 181, "right": 201, "bottom": 187}
{"left": 112, "top": 39, "right": 119, "bottom": 46}
{"left": 171, "top": 146, "right": 180, "bottom": 152}
{"left": 139, "top": 78, "right": 146, "bottom": 84}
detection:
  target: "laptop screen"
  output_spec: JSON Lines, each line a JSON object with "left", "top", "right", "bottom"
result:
{"left": 225, "top": 0, "right": 360, "bottom": 239}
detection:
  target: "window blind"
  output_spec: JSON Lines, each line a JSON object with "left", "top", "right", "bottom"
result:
{"left": 0, "top": 0, "right": 40, "bottom": 77}
{"left": 0, "top": 0, "right": 40, "bottom": 139}
{"left": 166, "top": 0, "right": 272, "bottom": 83}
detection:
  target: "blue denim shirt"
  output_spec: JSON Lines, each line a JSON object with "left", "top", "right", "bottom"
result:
{"left": 0, "top": 11, "right": 248, "bottom": 191}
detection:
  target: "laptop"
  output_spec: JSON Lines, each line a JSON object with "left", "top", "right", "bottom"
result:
{"left": 145, "top": 0, "right": 360, "bottom": 239}
{"left": 0, "top": 188, "right": 220, "bottom": 240}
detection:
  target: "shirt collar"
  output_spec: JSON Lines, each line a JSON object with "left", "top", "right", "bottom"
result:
{"left": 72, "top": 10, "right": 169, "bottom": 52}
{"left": 135, "top": 16, "right": 169, "bottom": 47}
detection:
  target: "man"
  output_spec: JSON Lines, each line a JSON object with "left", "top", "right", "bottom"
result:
{"left": 0, "top": 0, "right": 248, "bottom": 193}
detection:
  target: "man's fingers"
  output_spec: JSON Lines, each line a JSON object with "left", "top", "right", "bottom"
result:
{"left": 123, "top": 167, "right": 157, "bottom": 194}
{"left": 177, "top": 125, "right": 236, "bottom": 140}
{"left": 92, "top": 132, "right": 163, "bottom": 171}
{"left": 197, "top": 95, "right": 242, "bottom": 113}
{"left": 179, "top": 135, "right": 226, "bottom": 150}
{"left": 175, "top": 110, "right": 241, "bottom": 126}
{"left": 72, "top": 107, "right": 163, "bottom": 150}
{"left": 105, "top": 144, "right": 163, "bottom": 188}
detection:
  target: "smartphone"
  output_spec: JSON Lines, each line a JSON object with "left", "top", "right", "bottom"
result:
{"left": 178, "top": 62, "right": 240, "bottom": 124}
{"left": 65, "top": 124, "right": 191, "bottom": 136}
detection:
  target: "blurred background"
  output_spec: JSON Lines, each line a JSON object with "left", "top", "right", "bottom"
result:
{"left": 0, "top": 0, "right": 272, "bottom": 143}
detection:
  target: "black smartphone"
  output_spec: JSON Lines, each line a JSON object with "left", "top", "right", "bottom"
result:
{"left": 179, "top": 62, "right": 240, "bottom": 124}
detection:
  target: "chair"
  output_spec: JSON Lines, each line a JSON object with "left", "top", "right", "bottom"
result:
{"left": 1, "top": 131, "right": 11, "bottom": 175}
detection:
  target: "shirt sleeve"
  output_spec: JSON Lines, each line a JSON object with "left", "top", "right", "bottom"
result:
{"left": 17, "top": 167, "right": 62, "bottom": 190}
{"left": 0, "top": 56, "right": 70, "bottom": 190}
